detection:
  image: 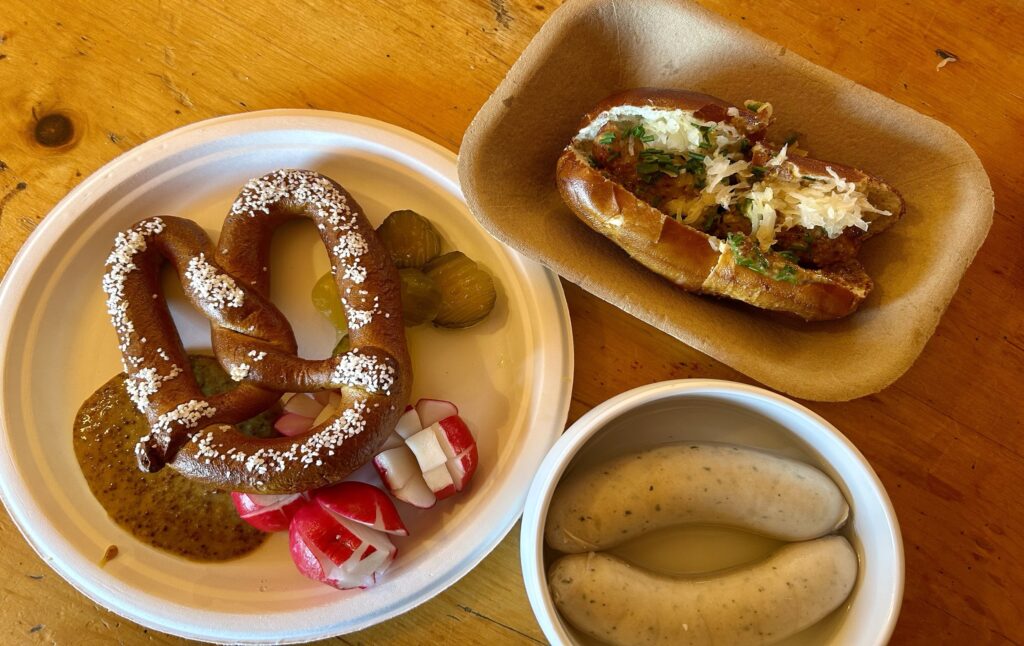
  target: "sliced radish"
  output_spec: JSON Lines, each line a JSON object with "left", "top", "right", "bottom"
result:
{"left": 275, "top": 412, "right": 314, "bottom": 437}
{"left": 374, "top": 447, "right": 419, "bottom": 490}
{"left": 422, "top": 463, "right": 457, "bottom": 500}
{"left": 374, "top": 446, "right": 436, "bottom": 509}
{"left": 311, "top": 391, "right": 342, "bottom": 428}
{"left": 406, "top": 427, "right": 448, "bottom": 471}
{"left": 414, "top": 398, "right": 458, "bottom": 428}
{"left": 394, "top": 475, "right": 437, "bottom": 509}
{"left": 314, "top": 481, "right": 408, "bottom": 536}
{"left": 393, "top": 407, "right": 423, "bottom": 440}
{"left": 434, "top": 416, "right": 476, "bottom": 459}
{"left": 290, "top": 503, "right": 392, "bottom": 590}
{"left": 435, "top": 416, "right": 479, "bottom": 492}
{"left": 313, "top": 390, "right": 332, "bottom": 406}
{"left": 447, "top": 448, "right": 478, "bottom": 492}
{"left": 372, "top": 403, "right": 478, "bottom": 508}
{"left": 283, "top": 393, "right": 323, "bottom": 418}
{"left": 289, "top": 482, "right": 406, "bottom": 590}
{"left": 231, "top": 491, "right": 307, "bottom": 532}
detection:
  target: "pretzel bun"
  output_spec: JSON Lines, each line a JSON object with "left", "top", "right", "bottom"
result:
{"left": 556, "top": 88, "right": 905, "bottom": 321}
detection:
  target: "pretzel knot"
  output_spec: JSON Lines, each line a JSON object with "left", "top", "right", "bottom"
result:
{"left": 101, "top": 170, "right": 412, "bottom": 494}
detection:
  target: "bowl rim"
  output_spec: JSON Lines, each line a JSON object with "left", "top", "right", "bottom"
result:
{"left": 520, "top": 378, "right": 904, "bottom": 645}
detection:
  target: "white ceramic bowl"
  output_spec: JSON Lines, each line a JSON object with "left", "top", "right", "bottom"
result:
{"left": 521, "top": 379, "right": 903, "bottom": 646}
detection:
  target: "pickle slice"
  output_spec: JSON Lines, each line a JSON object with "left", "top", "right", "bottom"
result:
{"left": 377, "top": 210, "right": 442, "bottom": 268}
{"left": 422, "top": 252, "right": 497, "bottom": 328}
{"left": 399, "top": 268, "right": 442, "bottom": 327}
{"left": 311, "top": 271, "right": 348, "bottom": 332}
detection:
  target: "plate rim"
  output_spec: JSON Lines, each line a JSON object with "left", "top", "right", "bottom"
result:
{"left": 0, "top": 109, "right": 574, "bottom": 643}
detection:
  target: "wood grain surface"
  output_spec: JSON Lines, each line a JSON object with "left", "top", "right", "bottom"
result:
{"left": 1, "top": 0, "right": 1021, "bottom": 644}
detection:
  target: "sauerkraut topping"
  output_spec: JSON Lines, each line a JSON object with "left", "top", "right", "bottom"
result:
{"left": 575, "top": 105, "right": 740, "bottom": 154}
{"left": 577, "top": 106, "right": 891, "bottom": 252}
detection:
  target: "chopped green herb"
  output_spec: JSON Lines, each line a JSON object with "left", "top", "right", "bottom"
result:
{"left": 597, "top": 131, "right": 616, "bottom": 145}
{"left": 783, "top": 131, "right": 802, "bottom": 146}
{"left": 637, "top": 148, "right": 684, "bottom": 182}
{"left": 729, "top": 233, "right": 800, "bottom": 283}
{"left": 698, "top": 125, "right": 714, "bottom": 149}
{"left": 751, "top": 165, "right": 769, "bottom": 178}
{"left": 636, "top": 161, "right": 662, "bottom": 176}
{"left": 627, "top": 124, "right": 655, "bottom": 143}
{"left": 727, "top": 233, "right": 769, "bottom": 273}
{"left": 684, "top": 155, "right": 705, "bottom": 176}
{"left": 739, "top": 138, "right": 752, "bottom": 154}
{"left": 744, "top": 100, "right": 765, "bottom": 112}
{"left": 778, "top": 250, "right": 798, "bottom": 262}
{"left": 634, "top": 146, "right": 711, "bottom": 185}
{"left": 774, "top": 266, "right": 798, "bottom": 282}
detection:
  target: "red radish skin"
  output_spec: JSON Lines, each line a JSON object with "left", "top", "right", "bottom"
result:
{"left": 290, "top": 503, "right": 388, "bottom": 589}
{"left": 314, "top": 481, "right": 408, "bottom": 536}
{"left": 415, "top": 398, "right": 459, "bottom": 427}
{"left": 435, "top": 416, "right": 479, "bottom": 491}
{"left": 436, "top": 416, "right": 476, "bottom": 458}
{"left": 447, "top": 448, "right": 478, "bottom": 492}
{"left": 231, "top": 492, "right": 307, "bottom": 532}
{"left": 288, "top": 482, "right": 407, "bottom": 590}
{"left": 289, "top": 506, "right": 329, "bottom": 581}
{"left": 274, "top": 412, "right": 314, "bottom": 437}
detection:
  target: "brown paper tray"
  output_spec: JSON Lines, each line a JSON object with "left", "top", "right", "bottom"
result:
{"left": 458, "top": 0, "right": 993, "bottom": 401}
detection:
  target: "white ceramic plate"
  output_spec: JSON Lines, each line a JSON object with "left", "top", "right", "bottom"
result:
{"left": 0, "top": 111, "right": 573, "bottom": 643}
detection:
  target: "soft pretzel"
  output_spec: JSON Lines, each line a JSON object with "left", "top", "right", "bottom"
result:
{"left": 101, "top": 170, "right": 412, "bottom": 493}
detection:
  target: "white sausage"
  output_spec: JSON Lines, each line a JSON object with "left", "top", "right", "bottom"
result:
{"left": 545, "top": 443, "right": 848, "bottom": 552}
{"left": 548, "top": 535, "right": 858, "bottom": 646}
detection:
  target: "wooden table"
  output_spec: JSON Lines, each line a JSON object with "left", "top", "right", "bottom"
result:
{"left": 1, "top": 0, "right": 1021, "bottom": 643}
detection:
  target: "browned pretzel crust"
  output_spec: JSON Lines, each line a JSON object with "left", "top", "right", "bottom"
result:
{"left": 102, "top": 170, "right": 412, "bottom": 493}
